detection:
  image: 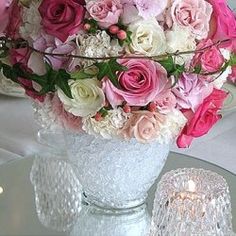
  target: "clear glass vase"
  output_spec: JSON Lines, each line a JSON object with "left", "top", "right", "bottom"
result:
{"left": 64, "top": 132, "right": 170, "bottom": 211}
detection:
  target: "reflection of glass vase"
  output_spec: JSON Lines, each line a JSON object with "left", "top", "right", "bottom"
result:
{"left": 65, "top": 132, "right": 170, "bottom": 211}
{"left": 30, "top": 155, "right": 82, "bottom": 232}
{"left": 32, "top": 97, "right": 65, "bottom": 149}
{"left": 71, "top": 205, "right": 151, "bottom": 236}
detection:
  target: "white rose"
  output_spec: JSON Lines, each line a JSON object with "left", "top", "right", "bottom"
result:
{"left": 128, "top": 19, "right": 167, "bottom": 56}
{"left": 166, "top": 25, "right": 197, "bottom": 65}
{"left": 82, "top": 108, "right": 130, "bottom": 139}
{"left": 157, "top": 109, "right": 187, "bottom": 144}
{"left": 58, "top": 79, "right": 105, "bottom": 117}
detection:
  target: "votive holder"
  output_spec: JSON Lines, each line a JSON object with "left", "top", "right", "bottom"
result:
{"left": 149, "top": 168, "right": 233, "bottom": 236}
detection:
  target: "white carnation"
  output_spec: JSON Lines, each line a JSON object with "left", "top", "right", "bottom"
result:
{"left": 212, "top": 49, "right": 232, "bottom": 89}
{"left": 19, "top": 0, "right": 42, "bottom": 42}
{"left": 128, "top": 19, "right": 167, "bottom": 56}
{"left": 57, "top": 79, "right": 105, "bottom": 117}
{"left": 157, "top": 109, "right": 187, "bottom": 144}
{"left": 75, "top": 31, "right": 123, "bottom": 67}
{"left": 166, "top": 25, "right": 197, "bottom": 65}
{"left": 82, "top": 108, "right": 130, "bottom": 139}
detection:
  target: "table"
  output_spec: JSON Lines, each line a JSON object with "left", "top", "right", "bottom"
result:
{"left": 0, "top": 152, "right": 235, "bottom": 236}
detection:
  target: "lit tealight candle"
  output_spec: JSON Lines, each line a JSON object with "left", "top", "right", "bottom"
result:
{"left": 0, "top": 186, "right": 3, "bottom": 194}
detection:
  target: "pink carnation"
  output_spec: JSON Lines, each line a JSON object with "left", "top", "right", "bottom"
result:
{"left": 102, "top": 59, "right": 169, "bottom": 107}
{"left": 172, "top": 73, "right": 213, "bottom": 112}
{"left": 87, "top": 0, "right": 123, "bottom": 28}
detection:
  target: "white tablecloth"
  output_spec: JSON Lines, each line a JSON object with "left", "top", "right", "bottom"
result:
{"left": 0, "top": 94, "right": 236, "bottom": 174}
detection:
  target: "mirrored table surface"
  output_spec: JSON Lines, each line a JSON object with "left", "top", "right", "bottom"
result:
{"left": 0, "top": 152, "right": 235, "bottom": 236}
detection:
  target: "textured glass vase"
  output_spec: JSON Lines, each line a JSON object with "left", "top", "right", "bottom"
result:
{"left": 65, "top": 132, "right": 170, "bottom": 210}
{"left": 30, "top": 155, "right": 82, "bottom": 232}
{"left": 149, "top": 168, "right": 234, "bottom": 236}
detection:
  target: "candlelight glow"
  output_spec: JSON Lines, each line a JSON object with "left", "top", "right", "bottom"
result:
{"left": 188, "top": 180, "right": 196, "bottom": 192}
{"left": 0, "top": 186, "right": 3, "bottom": 194}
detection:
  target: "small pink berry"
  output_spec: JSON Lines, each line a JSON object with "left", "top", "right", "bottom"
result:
{"left": 123, "top": 104, "right": 131, "bottom": 113}
{"left": 148, "top": 102, "right": 157, "bottom": 112}
{"left": 95, "top": 112, "right": 103, "bottom": 122}
{"left": 117, "top": 30, "right": 127, "bottom": 40}
{"left": 84, "top": 23, "right": 91, "bottom": 31}
{"left": 109, "top": 25, "right": 119, "bottom": 34}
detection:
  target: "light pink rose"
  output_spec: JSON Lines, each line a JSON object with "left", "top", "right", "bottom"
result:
{"left": 102, "top": 59, "right": 169, "bottom": 107}
{"left": 155, "top": 90, "right": 177, "bottom": 114}
{"left": 39, "top": 0, "right": 86, "bottom": 42}
{"left": 33, "top": 34, "right": 76, "bottom": 71}
{"left": 192, "top": 39, "right": 224, "bottom": 73}
{"left": 170, "top": 0, "right": 212, "bottom": 39}
{"left": 172, "top": 73, "right": 213, "bottom": 112}
{"left": 51, "top": 94, "right": 82, "bottom": 132}
{"left": 0, "top": 0, "right": 13, "bottom": 34}
{"left": 177, "top": 89, "right": 228, "bottom": 148}
{"left": 120, "top": 111, "right": 165, "bottom": 143}
{"left": 86, "top": 0, "right": 123, "bottom": 28}
{"left": 207, "top": 0, "right": 236, "bottom": 50}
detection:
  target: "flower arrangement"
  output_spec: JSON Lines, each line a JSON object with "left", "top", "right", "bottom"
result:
{"left": 0, "top": 0, "right": 236, "bottom": 148}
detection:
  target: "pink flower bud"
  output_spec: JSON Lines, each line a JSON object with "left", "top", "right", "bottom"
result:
{"left": 117, "top": 30, "right": 127, "bottom": 40}
{"left": 109, "top": 25, "right": 119, "bottom": 34}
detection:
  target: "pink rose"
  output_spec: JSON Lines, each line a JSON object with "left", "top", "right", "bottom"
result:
{"left": 0, "top": 0, "right": 12, "bottom": 34}
{"left": 120, "top": 111, "right": 165, "bottom": 143}
{"left": 172, "top": 73, "right": 213, "bottom": 112}
{"left": 5, "top": 0, "right": 22, "bottom": 39}
{"left": 170, "top": 0, "right": 212, "bottom": 39}
{"left": 192, "top": 39, "right": 224, "bottom": 73}
{"left": 207, "top": 0, "right": 236, "bottom": 50}
{"left": 177, "top": 88, "right": 228, "bottom": 148}
{"left": 86, "top": 0, "right": 123, "bottom": 28}
{"left": 33, "top": 34, "right": 76, "bottom": 71}
{"left": 102, "top": 59, "right": 169, "bottom": 107}
{"left": 10, "top": 48, "right": 45, "bottom": 102}
{"left": 155, "top": 90, "right": 177, "bottom": 114}
{"left": 51, "top": 95, "right": 82, "bottom": 132}
{"left": 39, "top": 0, "right": 86, "bottom": 42}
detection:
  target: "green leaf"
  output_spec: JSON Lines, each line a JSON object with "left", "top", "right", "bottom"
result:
{"left": 194, "top": 65, "right": 202, "bottom": 74}
{"left": 71, "top": 66, "right": 98, "bottom": 80}
{"left": 158, "top": 56, "right": 175, "bottom": 74}
{"left": 229, "top": 53, "right": 236, "bottom": 66}
{"left": 95, "top": 59, "right": 127, "bottom": 87}
{"left": 55, "top": 69, "right": 73, "bottom": 99}
{"left": 99, "top": 107, "right": 109, "bottom": 117}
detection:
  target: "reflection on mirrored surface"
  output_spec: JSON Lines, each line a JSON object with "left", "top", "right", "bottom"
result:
{"left": 71, "top": 205, "right": 150, "bottom": 236}
{"left": 30, "top": 155, "right": 82, "bottom": 232}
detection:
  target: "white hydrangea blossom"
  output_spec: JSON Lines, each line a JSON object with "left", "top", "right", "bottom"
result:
{"left": 166, "top": 25, "right": 197, "bottom": 65}
{"left": 212, "top": 49, "right": 232, "bottom": 89}
{"left": 157, "top": 109, "right": 187, "bottom": 144}
{"left": 75, "top": 31, "right": 123, "bottom": 67}
{"left": 82, "top": 108, "right": 130, "bottom": 139}
{"left": 19, "top": 0, "right": 42, "bottom": 42}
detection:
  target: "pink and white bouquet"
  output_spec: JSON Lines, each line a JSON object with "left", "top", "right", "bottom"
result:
{"left": 0, "top": 0, "right": 236, "bottom": 147}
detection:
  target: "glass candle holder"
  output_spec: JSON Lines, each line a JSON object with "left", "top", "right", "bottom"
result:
{"left": 149, "top": 168, "right": 234, "bottom": 236}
